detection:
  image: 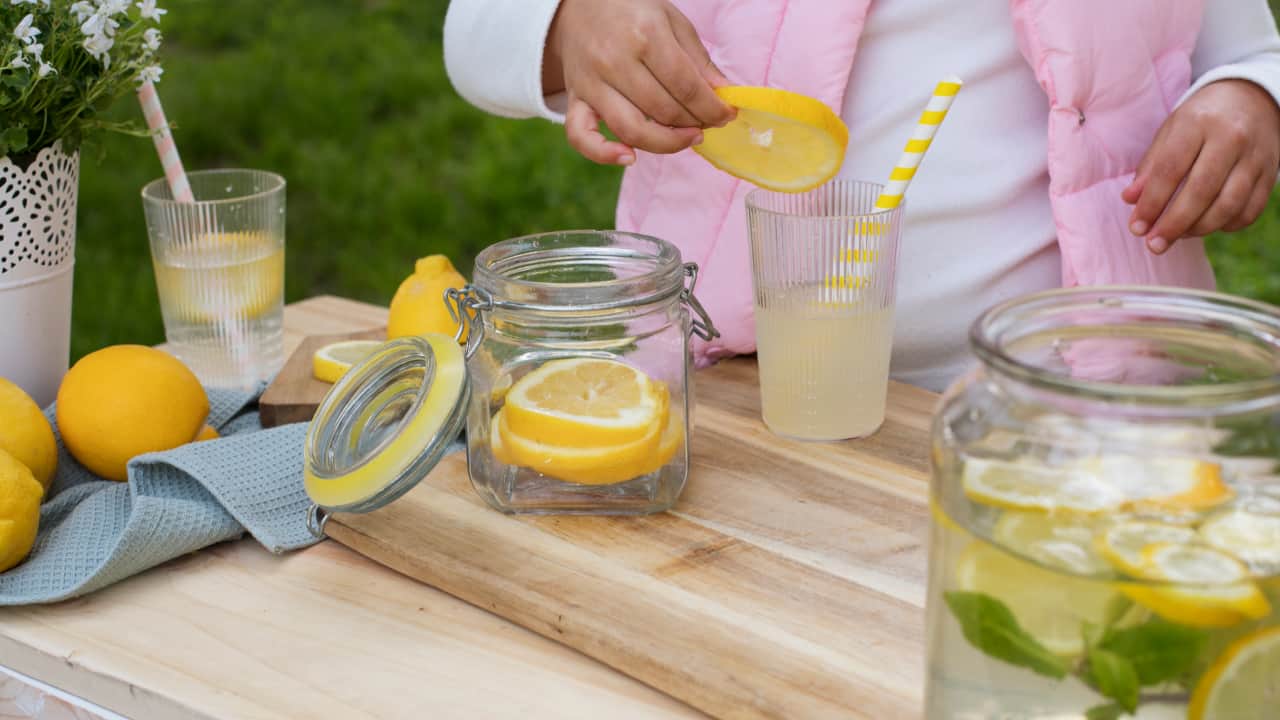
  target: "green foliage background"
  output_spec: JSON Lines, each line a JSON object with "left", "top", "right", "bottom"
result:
{"left": 67, "top": 0, "right": 1280, "bottom": 359}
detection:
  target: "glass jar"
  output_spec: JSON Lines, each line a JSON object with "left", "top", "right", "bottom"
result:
{"left": 925, "top": 286, "right": 1280, "bottom": 720}
{"left": 302, "top": 230, "right": 718, "bottom": 528}
{"left": 451, "top": 231, "right": 717, "bottom": 515}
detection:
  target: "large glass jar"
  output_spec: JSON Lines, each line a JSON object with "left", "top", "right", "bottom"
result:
{"left": 451, "top": 231, "right": 717, "bottom": 515}
{"left": 926, "top": 287, "right": 1280, "bottom": 720}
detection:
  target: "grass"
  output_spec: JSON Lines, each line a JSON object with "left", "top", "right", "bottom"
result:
{"left": 67, "top": 0, "right": 1280, "bottom": 359}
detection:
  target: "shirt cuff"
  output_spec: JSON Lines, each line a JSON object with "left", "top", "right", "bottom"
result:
{"left": 1177, "top": 60, "right": 1280, "bottom": 113}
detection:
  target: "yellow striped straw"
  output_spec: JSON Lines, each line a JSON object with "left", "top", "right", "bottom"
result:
{"left": 875, "top": 75, "right": 962, "bottom": 209}
{"left": 827, "top": 76, "right": 961, "bottom": 296}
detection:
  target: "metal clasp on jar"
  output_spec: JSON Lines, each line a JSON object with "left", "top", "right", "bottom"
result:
{"left": 446, "top": 286, "right": 493, "bottom": 360}
{"left": 682, "top": 262, "right": 719, "bottom": 342}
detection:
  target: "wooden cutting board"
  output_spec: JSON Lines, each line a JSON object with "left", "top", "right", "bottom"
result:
{"left": 326, "top": 358, "right": 937, "bottom": 720}
{"left": 259, "top": 327, "right": 386, "bottom": 427}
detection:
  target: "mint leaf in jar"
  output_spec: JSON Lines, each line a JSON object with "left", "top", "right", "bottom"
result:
{"left": 1084, "top": 703, "right": 1127, "bottom": 720}
{"left": 1098, "top": 619, "right": 1207, "bottom": 686}
{"left": 943, "top": 591, "right": 1069, "bottom": 679}
{"left": 1086, "top": 647, "right": 1140, "bottom": 712}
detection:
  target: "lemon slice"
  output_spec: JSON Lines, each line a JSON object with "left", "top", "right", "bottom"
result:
{"left": 955, "top": 541, "right": 1119, "bottom": 657}
{"left": 543, "top": 410, "right": 686, "bottom": 486}
{"left": 498, "top": 388, "right": 668, "bottom": 479}
{"left": 1096, "top": 521, "right": 1198, "bottom": 577}
{"left": 503, "top": 358, "right": 665, "bottom": 447}
{"left": 1117, "top": 543, "right": 1271, "bottom": 628}
{"left": 962, "top": 457, "right": 1125, "bottom": 513}
{"left": 1199, "top": 510, "right": 1280, "bottom": 573}
{"left": 992, "top": 511, "right": 1112, "bottom": 576}
{"left": 693, "top": 86, "right": 848, "bottom": 193}
{"left": 1086, "top": 456, "right": 1234, "bottom": 512}
{"left": 313, "top": 340, "right": 384, "bottom": 384}
{"left": 1189, "top": 626, "right": 1280, "bottom": 720}
{"left": 490, "top": 410, "right": 512, "bottom": 465}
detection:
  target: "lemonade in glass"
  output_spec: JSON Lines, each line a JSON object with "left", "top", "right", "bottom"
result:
{"left": 926, "top": 287, "right": 1280, "bottom": 720}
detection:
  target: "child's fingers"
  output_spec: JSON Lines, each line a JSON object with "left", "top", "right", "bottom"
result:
{"left": 1187, "top": 165, "right": 1258, "bottom": 238}
{"left": 1146, "top": 138, "right": 1240, "bottom": 249}
{"left": 1127, "top": 121, "right": 1203, "bottom": 237}
{"left": 613, "top": 62, "right": 701, "bottom": 128}
{"left": 565, "top": 94, "right": 635, "bottom": 166}
{"left": 595, "top": 84, "right": 703, "bottom": 154}
{"left": 1224, "top": 176, "right": 1273, "bottom": 232}
{"left": 663, "top": 5, "right": 735, "bottom": 125}
{"left": 641, "top": 47, "right": 727, "bottom": 129}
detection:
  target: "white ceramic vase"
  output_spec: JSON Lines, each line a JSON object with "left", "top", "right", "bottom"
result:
{"left": 0, "top": 141, "right": 79, "bottom": 408}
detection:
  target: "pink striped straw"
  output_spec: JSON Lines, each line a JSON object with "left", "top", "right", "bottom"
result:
{"left": 137, "top": 81, "right": 194, "bottom": 203}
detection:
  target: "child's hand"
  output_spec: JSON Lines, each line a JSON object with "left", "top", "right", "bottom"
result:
{"left": 1123, "top": 79, "right": 1280, "bottom": 254}
{"left": 544, "top": 0, "right": 735, "bottom": 166}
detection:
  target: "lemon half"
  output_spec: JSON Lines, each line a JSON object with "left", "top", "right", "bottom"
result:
{"left": 313, "top": 340, "right": 385, "bottom": 384}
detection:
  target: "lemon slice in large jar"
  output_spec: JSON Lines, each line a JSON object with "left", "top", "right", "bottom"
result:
{"left": 1189, "top": 626, "right": 1280, "bottom": 720}
{"left": 693, "top": 87, "right": 848, "bottom": 193}
{"left": 1199, "top": 510, "right": 1280, "bottom": 574}
{"left": 1118, "top": 544, "right": 1271, "bottom": 628}
{"left": 962, "top": 457, "right": 1126, "bottom": 513}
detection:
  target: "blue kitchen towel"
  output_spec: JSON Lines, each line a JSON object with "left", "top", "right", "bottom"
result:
{"left": 0, "top": 385, "right": 318, "bottom": 605}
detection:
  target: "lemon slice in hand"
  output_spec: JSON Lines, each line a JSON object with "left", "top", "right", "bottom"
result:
{"left": 1189, "top": 626, "right": 1280, "bottom": 720}
{"left": 503, "top": 358, "right": 666, "bottom": 447}
{"left": 694, "top": 86, "right": 848, "bottom": 193}
{"left": 313, "top": 340, "right": 385, "bottom": 384}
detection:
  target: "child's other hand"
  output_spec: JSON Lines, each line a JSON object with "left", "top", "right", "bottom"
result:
{"left": 1123, "top": 79, "right": 1280, "bottom": 254}
{"left": 544, "top": 0, "right": 735, "bottom": 166}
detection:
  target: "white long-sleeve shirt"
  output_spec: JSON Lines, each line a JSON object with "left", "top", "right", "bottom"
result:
{"left": 444, "top": 0, "right": 1280, "bottom": 392}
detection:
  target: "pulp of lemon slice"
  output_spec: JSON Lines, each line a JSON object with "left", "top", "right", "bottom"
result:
{"left": 1199, "top": 510, "right": 1280, "bottom": 573}
{"left": 1096, "top": 521, "right": 1199, "bottom": 577}
{"left": 955, "top": 540, "right": 1120, "bottom": 657}
{"left": 313, "top": 340, "right": 385, "bottom": 384}
{"left": 1189, "top": 626, "right": 1280, "bottom": 720}
{"left": 693, "top": 86, "right": 848, "bottom": 193}
{"left": 961, "top": 456, "right": 1125, "bottom": 513}
{"left": 503, "top": 358, "right": 666, "bottom": 448}
{"left": 1116, "top": 544, "right": 1271, "bottom": 628}
{"left": 992, "top": 511, "right": 1112, "bottom": 576}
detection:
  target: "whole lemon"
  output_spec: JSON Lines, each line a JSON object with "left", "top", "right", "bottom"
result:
{"left": 387, "top": 255, "right": 468, "bottom": 340}
{"left": 0, "top": 377, "right": 57, "bottom": 491}
{"left": 56, "top": 345, "right": 209, "bottom": 482}
{"left": 0, "top": 446, "right": 43, "bottom": 573}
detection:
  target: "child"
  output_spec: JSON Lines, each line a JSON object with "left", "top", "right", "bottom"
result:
{"left": 444, "top": 0, "right": 1280, "bottom": 392}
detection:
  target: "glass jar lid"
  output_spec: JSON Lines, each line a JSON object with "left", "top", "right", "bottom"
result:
{"left": 303, "top": 333, "right": 469, "bottom": 533}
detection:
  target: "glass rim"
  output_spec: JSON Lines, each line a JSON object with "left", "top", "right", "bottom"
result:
{"left": 141, "top": 168, "right": 286, "bottom": 206}
{"left": 743, "top": 180, "right": 905, "bottom": 221}
{"left": 473, "top": 230, "right": 686, "bottom": 312}
{"left": 970, "top": 285, "right": 1280, "bottom": 412}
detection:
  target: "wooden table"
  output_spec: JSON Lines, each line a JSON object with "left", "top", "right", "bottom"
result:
{"left": 0, "top": 296, "right": 937, "bottom": 720}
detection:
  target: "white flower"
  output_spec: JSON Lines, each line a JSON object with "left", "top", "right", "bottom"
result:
{"left": 82, "top": 31, "right": 113, "bottom": 66}
{"left": 136, "top": 63, "right": 162, "bottom": 84}
{"left": 100, "top": 0, "right": 130, "bottom": 14}
{"left": 13, "top": 13, "right": 39, "bottom": 45}
{"left": 69, "top": 1, "right": 94, "bottom": 21}
{"left": 24, "top": 42, "right": 42, "bottom": 60}
{"left": 136, "top": 0, "right": 165, "bottom": 21}
{"left": 8, "top": 0, "right": 41, "bottom": 6}
{"left": 10, "top": 52, "right": 29, "bottom": 69}
{"left": 142, "top": 27, "right": 161, "bottom": 52}
{"left": 80, "top": 11, "right": 119, "bottom": 39}
{"left": 36, "top": 60, "right": 54, "bottom": 77}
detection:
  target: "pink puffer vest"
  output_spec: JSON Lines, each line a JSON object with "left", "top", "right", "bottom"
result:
{"left": 615, "top": 0, "right": 1216, "bottom": 367}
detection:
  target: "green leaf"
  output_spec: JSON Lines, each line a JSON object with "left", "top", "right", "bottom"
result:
{"left": 1102, "top": 595, "right": 1135, "bottom": 629}
{"left": 1084, "top": 703, "right": 1128, "bottom": 720}
{"left": 1, "top": 126, "right": 27, "bottom": 153}
{"left": 1087, "top": 647, "right": 1140, "bottom": 712}
{"left": 1082, "top": 620, "right": 1106, "bottom": 650}
{"left": 1099, "top": 620, "right": 1207, "bottom": 686}
{"left": 943, "top": 592, "right": 1069, "bottom": 680}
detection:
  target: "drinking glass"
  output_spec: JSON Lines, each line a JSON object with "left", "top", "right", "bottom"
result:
{"left": 142, "top": 169, "right": 286, "bottom": 390}
{"left": 745, "top": 180, "right": 905, "bottom": 440}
